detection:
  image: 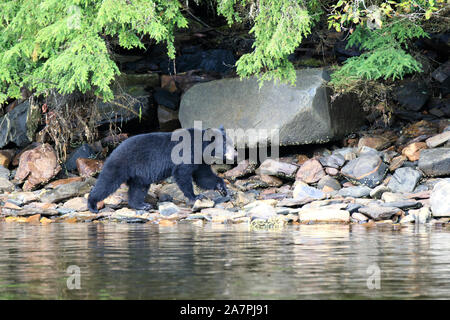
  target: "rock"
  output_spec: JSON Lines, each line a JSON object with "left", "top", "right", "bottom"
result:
{"left": 418, "top": 148, "right": 450, "bottom": 176}
{"left": 200, "top": 208, "right": 235, "bottom": 223}
{"left": 0, "top": 150, "right": 14, "bottom": 167}
{"left": 0, "top": 166, "right": 10, "bottom": 180}
{"left": 325, "top": 167, "right": 339, "bottom": 176}
{"left": 276, "top": 197, "right": 315, "bottom": 207}
{"left": 39, "top": 177, "right": 96, "bottom": 203}
{"left": 248, "top": 203, "right": 277, "bottom": 220}
{"left": 14, "top": 143, "right": 61, "bottom": 191}
{"left": 358, "top": 146, "right": 380, "bottom": 157}
{"left": 387, "top": 167, "right": 422, "bottom": 193}
{"left": 0, "top": 178, "right": 15, "bottom": 192}
{"left": 394, "top": 80, "right": 430, "bottom": 111}
{"left": 234, "top": 191, "right": 256, "bottom": 207}
{"left": 340, "top": 155, "right": 388, "bottom": 188}
{"left": 0, "top": 101, "right": 41, "bottom": 148}
{"left": 358, "top": 206, "right": 401, "bottom": 221}
{"left": 158, "top": 183, "right": 187, "bottom": 203}
{"left": 430, "top": 179, "right": 450, "bottom": 217}
{"left": 338, "top": 186, "right": 372, "bottom": 198}
{"left": 162, "top": 49, "right": 236, "bottom": 75}
{"left": 157, "top": 105, "right": 180, "bottom": 132}
{"left": 352, "top": 212, "right": 369, "bottom": 222}
{"left": 426, "top": 131, "right": 450, "bottom": 148}
{"left": 76, "top": 158, "right": 104, "bottom": 177}
{"left": 293, "top": 183, "right": 325, "bottom": 200}
{"left": 296, "top": 159, "right": 325, "bottom": 183}
{"left": 409, "top": 207, "right": 431, "bottom": 224}
{"left": 358, "top": 135, "right": 392, "bottom": 150}
{"left": 179, "top": 68, "right": 365, "bottom": 146}
{"left": 370, "top": 185, "right": 390, "bottom": 199}
{"left": 381, "top": 192, "right": 407, "bottom": 202}
{"left": 62, "top": 197, "right": 88, "bottom": 212}
{"left": 389, "top": 155, "right": 407, "bottom": 172}
{"left": 65, "top": 144, "right": 95, "bottom": 172}
{"left": 258, "top": 174, "right": 284, "bottom": 187}
{"left": 431, "top": 60, "right": 450, "bottom": 83}
{"left": 380, "top": 200, "right": 421, "bottom": 210}
{"left": 319, "top": 154, "right": 345, "bottom": 169}
{"left": 153, "top": 88, "right": 180, "bottom": 110}
{"left": 298, "top": 208, "right": 350, "bottom": 223}
{"left": 317, "top": 175, "right": 341, "bottom": 191}
{"left": 46, "top": 177, "right": 83, "bottom": 188}
{"left": 333, "top": 147, "right": 357, "bottom": 161}
{"left": 257, "top": 159, "right": 298, "bottom": 179}
{"left": 400, "top": 214, "right": 415, "bottom": 224}
{"left": 192, "top": 198, "right": 215, "bottom": 212}
{"left": 402, "top": 142, "right": 427, "bottom": 161}
{"left": 234, "top": 176, "right": 269, "bottom": 191}
{"left": 224, "top": 160, "right": 257, "bottom": 180}
{"left": 158, "top": 202, "right": 180, "bottom": 216}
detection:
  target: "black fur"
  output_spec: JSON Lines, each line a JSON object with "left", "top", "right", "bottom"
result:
{"left": 88, "top": 128, "right": 230, "bottom": 213}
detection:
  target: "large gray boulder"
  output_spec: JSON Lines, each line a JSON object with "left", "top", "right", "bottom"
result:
{"left": 0, "top": 101, "right": 41, "bottom": 148}
{"left": 179, "top": 68, "right": 365, "bottom": 146}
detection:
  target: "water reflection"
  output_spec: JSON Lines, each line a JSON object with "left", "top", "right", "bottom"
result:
{"left": 0, "top": 222, "right": 450, "bottom": 299}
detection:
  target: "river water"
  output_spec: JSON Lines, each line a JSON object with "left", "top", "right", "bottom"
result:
{"left": 1, "top": 222, "right": 450, "bottom": 299}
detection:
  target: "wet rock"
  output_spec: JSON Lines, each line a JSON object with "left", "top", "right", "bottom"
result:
{"left": 39, "top": 177, "right": 96, "bottom": 203}
{"left": 296, "top": 159, "right": 325, "bottom": 183}
{"left": 387, "top": 167, "right": 422, "bottom": 193}
{"left": 418, "top": 148, "right": 450, "bottom": 176}
{"left": 430, "top": 179, "right": 450, "bottom": 217}
{"left": 179, "top": 68, "right": 365, "bottom": 146}
{"left": 402, "top": 142, "right": 427, "bottom": 162}
{"left": 224, "top": 160, "right": 257, "bottom": 180}
{"left": 409, "top": 207, "right": 431, "bottom": 224}
{"left": 319, "top": 154, "right": 345, "bottom": 169}
{"left": 394, "top": 80, "right": 430, "bottom": 111}
{"left": 14, "top": 144, "right": 61, "bottom": 191}
{"left": 257, "top": 159, "right": 298, "bottom": 179}
{"left": 352, "top": 212, "right": 369, "bottom": 222}
{"left": 317, "top": 175, "right": 341, "bottom": 191}
{"left": 298, "top": 208, "right": 350, "bottom": 223}
{"left": 158, "top": 183, "right": 187, "bottom": 204}
{"left": 0, "top": 178, "right": 15, "bottom": 192}
{"left": 76, "top": 158, "right": 104, "bottom": 177}
{"left": 341, "top": 154, "right": 388, "bottom": 188}
{"left": 247, "top": 202, "right": 277, "bottom": 220}
{"left": 346, "top": 203, "right": 363, "bottom": 214}
{"left": 400, "top": 214, "right": 415, "bottom": 224}
{"left": 426, "top": 131, "right": 450, "bottom": 148}
{"left": 293, "top": 182, "right": 325, "bottom": 200}
{"left": 62, "top": 197, "right": 88, "bottom": 212}
{"left": 358, "top": 135, "right": 392, "bottom": 151}
{"left": 65, "top": 144, "right": 95, "bottom": 172}
{"left": 338, "top": 186, "right": 371, "bottom": 198}
{"left": 370, "top": 185, "right": 390, "bottom": 199}
{"left": 158, "top": 202, "right": 181, "bottom": 216}
{"left": 358, "top": 206, "right": 401, "bottom": 221}
{"left": 0, "top": 101, "right": 40, "bottom": 148}
{"left": 200, "top": 208, "right": 235, "bottom": 223}
{"left": 380, "top": 200, "right": 421, "bottom": 210}
{"left": 358, "top": 146, "right": 380, "bottom": 157}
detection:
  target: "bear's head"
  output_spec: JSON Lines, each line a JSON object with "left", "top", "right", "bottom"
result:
{"left": 203, "top": 125, "right": 237, "bottom": 164}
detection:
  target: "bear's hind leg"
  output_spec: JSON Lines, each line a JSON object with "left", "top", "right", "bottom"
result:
{"left": 127, "top": 180, "right": 152, "bottom": 211}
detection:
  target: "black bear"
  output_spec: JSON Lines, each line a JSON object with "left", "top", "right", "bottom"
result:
{"left": 87, "top": 126, "right": 236, "bottom": 213}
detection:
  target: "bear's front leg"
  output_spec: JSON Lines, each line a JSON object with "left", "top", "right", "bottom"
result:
{"left": 128, "top": 180, "right": 152, "bottom": 211}
{"left": 172, "top": 165, "right": 201, "bottom": 202}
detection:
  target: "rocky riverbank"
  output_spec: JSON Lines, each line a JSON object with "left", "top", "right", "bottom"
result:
{"left": 0, "top": 118, "right": 449, "bottom": 229}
